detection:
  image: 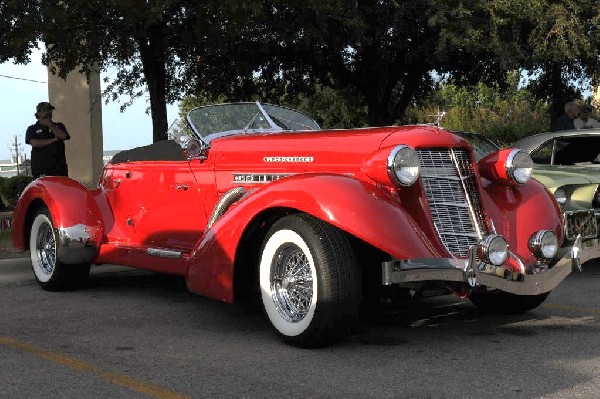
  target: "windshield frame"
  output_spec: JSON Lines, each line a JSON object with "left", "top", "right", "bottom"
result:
{"left": 450, "top": 131, "right": 501, "bottom": 161}
{"left": 185, "top": 101, "right": 321, "bottom": 146}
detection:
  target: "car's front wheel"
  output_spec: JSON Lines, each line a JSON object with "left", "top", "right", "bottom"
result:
{"left": 29, "top": 207, "right": 90, "bottom": 291}
{"left": 469, "top": 290, "right": 549, "bottom": 314}
{"left": 259, "top": 214, "right": 360, "bottom": 347}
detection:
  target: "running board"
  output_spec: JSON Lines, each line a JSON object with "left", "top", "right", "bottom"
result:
{"left": 147, "top": 248, "right": 183, "bottom": 259}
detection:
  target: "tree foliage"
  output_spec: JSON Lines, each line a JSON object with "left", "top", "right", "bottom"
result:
{"left": 378, "top": 71, "right": 549, "bottom": 145}
{"left": 0, "top": 0, "right": 41, "bottom": 64}
{"left": 2, "top": 0, "right": 598, "bottom": 140}
{"left": 209, "top": 0, "right": 506, "bottom": 126}
{"left": 489, "top": 0, "right": 600, "bottom": 128}
{"left": 39, "top": 0, "right": 208, "bottom": 142}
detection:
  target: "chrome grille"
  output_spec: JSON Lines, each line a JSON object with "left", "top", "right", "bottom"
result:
{"left": 418, "top": 149, "right": 488, "bottom": 258}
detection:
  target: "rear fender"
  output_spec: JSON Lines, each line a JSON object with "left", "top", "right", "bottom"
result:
{"left": 186, "top": 174, "right": 442, "bottom": 303}
{"left": 12, "top": 177, "right": 103, "bottom": 263}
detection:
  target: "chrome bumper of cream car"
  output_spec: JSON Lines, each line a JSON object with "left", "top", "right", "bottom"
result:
{"left": 56, "top": 224, "right": 97, "bottom": 264}
{"left": 382, "top": 236, "right": 600, "bottom": 296}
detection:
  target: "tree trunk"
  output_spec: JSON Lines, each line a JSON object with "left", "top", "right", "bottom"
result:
{"left": 392, "top": 66, "right": 427, "bottom": 121}
{"left": 548, "top": 63, "right": 565, "bottom": 132}
{"left": 138, "top": 25, "right": 169, "bottom": 143}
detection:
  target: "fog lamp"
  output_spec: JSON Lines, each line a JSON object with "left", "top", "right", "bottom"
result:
{"left": 478, "top": 235, "right": 509, "bottom": 266}
{"left": 528, "top": 230, "right": 558, "bottom": 260}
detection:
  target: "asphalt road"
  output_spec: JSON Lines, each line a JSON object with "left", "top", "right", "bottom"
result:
{"left": 1, "top": 257, "right": 599, "bottom": 399}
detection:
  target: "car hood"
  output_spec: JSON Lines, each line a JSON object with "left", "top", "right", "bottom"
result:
{"left": 532, "top": 164, "right": 600, "bottom": 187}
{"left": 209, "top": 125, "right": 469, "bottom": 173}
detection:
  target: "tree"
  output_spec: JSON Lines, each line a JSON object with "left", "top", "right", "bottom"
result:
{"left": 435, "top": 72, "right": 549, "bottom": 144}
{"left": 204, "top": 0, "right": 509, "bottom": 126}
{"left": 38, "top": 1, "right": 281, "bottom": 143}
{"left": 5, "top": 0, "right": 598, "bottom": 138}
{"left": 38, "top": 0, "right": 208, "bottom": 143}
{"left": 0, "top": 1, "right": 41, "bottom": 64}
{"left": 201, "top": 0, "right": 598, "bottom": 129}
{"left": 489, "top": 0, "right": 600, "bottom": 129}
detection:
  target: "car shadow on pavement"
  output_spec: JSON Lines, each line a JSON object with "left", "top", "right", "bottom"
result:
{"left": 79, "top": 266, "right": 600, "bottom": 348}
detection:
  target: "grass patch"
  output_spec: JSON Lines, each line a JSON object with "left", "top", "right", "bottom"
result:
{"left": 0, "top": 229, "right": 11, "bottom": 247}
{"left": 0, "top": 210, "right": 28, "bottom": 259}
{"left": 0, "top": 230, "right": 27, "bottom": 259}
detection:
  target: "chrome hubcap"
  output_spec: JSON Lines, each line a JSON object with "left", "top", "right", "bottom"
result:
{"left": 270, "top": 244, "right": 313, "bottom": 323}
{"left": 36, "top": 222, "right": 56, "bottom": 275}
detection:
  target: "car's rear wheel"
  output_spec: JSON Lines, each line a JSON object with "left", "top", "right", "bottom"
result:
{"left": 469, "top": 290, "right": 549, "bottom": 314}
{"left": 30, "top": 207, "right": 90, "bottom": 291}
{"left": 259, "top": 214, "right": 360, "bottom": 347}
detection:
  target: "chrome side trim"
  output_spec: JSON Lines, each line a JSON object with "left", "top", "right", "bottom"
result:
{"left": 147, "top": 248, "right": 182, "bottom": 259}
{"left": 232, "top": 173, "right": 290, "bottom": 184}
{"left": 206, "top": 187, "right": 246, "bottom": 230}
{"left": 56, "top": 224, "right": 96, "bottom": 264}
{"left": 381, "top": 238, "right": 600, "bottom": 296}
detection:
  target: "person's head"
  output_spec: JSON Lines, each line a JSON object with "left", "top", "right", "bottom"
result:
{"left": 580, "top": 104, "right": 593, "bottom": 121}
{"left": 35, "top": 101, "right": 55, "bottom": 120}
{"left": 564, "top": 102, "right": 580, "bottom": 119}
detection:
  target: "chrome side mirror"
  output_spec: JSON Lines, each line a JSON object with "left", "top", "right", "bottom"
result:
{"left": 179, "top": 136, "right": 205, "bottom": 159}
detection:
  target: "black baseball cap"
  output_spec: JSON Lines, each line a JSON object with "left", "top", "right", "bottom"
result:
{"left": 36, "top": 102, "right": 55, "bottom": 112}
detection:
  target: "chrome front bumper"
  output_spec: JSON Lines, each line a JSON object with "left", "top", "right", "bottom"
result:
{"left": 382, "top": 237, "right": 600, "bottom": 296}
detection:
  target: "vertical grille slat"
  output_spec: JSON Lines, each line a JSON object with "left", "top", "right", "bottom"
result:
{"left": 418, "top": 149, "right": 488, "bottom": 258}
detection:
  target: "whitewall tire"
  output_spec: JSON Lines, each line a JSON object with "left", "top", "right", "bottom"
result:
{"left": 259, "top": 214, "right": 360, "bottom": 347}
{"left": 29, "top": 207, "right": 90, "bottom": 291}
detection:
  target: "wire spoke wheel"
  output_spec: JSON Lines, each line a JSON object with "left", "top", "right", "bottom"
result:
{"left": 270, "top": 244, "right": 314, "bottom": 323}
{"left": 35, "top": 221, "right": 57, "bottom": 276}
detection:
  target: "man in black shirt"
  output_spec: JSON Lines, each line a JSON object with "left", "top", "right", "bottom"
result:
{"left": 25, "top": 102, "right": 70, "bottom": 178}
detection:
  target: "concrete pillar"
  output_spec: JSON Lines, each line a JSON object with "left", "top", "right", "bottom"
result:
{"left": 47, "top": 69, "right": 103, "bottom": 187}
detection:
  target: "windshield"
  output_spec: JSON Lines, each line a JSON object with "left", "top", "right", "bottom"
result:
{"left": 186, "top": 102, "right": 320, "bottom": 143}
{"left": 451, "top": 131, "right": 500, "bottom": 161}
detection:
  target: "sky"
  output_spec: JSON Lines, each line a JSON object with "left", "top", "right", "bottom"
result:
{"left": 0, "top": 48, "right": 179, "bottom": 161}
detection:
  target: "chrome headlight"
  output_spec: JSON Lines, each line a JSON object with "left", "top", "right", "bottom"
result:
{"left": 505, "top": 149, "right": 532, "bottom": 184}
{"left": 478, "top": 235, "right": 509, "bottom": 266}
{"left": 387, "top": 145, "right": 420, "bottom": 186}
{"left": 529, "top": 230, "right": 558, "bottom": 259}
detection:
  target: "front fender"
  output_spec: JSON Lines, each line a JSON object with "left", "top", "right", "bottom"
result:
{"left": 12, "top": 177, "right": 103, "bottom": 263}
{"left": 186, "top": 174, "right": 442, "bottom": 303}
{"left": 481, "top": 177, "right": 564, "bottom": 259}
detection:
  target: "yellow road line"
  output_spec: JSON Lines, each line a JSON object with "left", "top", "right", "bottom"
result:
{"left": 542, "top": 303, "right": 600, "bottom": 315}
{"left": 0, "top": 336, "right": 193, "bottom": 399}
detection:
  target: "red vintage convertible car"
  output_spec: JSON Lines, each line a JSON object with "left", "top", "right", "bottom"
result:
{"left": 12, "top": 102, "right": 599, "bottom": 347}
